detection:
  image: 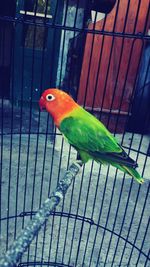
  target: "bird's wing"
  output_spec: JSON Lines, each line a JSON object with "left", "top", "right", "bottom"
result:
{"left": 60, "top": 114, "right": 138, "bottom": 168}
{"left": 60, "top": 115, "right": 120, "bottom": 152}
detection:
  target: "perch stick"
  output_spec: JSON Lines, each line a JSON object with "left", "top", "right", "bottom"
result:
{"left": 0, "top": 161, "right": 82, "bottom": 267}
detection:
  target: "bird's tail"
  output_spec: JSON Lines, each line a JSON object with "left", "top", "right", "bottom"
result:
{"left": 122, "top": 165, "right": 144, "bottom": 184}
{"left": 91, "top": 154, "right": 144, "bottom": 184}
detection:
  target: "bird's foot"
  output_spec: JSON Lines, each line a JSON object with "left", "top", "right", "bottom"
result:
{"left": 74, "top": 160, "right": 83, "bottom": 168}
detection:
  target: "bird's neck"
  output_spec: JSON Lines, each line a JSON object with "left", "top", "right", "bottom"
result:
{"left": 51, "top": 104, "right": 79, "bottom": 128}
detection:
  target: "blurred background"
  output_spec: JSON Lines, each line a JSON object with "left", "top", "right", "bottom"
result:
{"left": 0, "top": 0, "right": 150, "bottom": 133}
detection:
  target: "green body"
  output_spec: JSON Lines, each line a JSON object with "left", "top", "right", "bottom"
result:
{"left": 59, "top": 107, "right": 143, "bottom": 184}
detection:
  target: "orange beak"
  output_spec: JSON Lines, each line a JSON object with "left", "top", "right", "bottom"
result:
{"left": 39, "top": 96, "right": 46, "bottom": 111}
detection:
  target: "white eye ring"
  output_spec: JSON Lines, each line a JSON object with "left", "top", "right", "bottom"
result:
{"left": 46, "top": 94, "right": 55, "bottom": 101}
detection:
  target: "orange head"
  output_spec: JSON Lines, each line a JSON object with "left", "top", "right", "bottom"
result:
{"left": 39, "top": 88, "right": 78, "bottom": 127}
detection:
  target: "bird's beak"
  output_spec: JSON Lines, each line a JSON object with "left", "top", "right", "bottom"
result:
{"left": 39, "top": 96, "right": 46, "bottom": 111}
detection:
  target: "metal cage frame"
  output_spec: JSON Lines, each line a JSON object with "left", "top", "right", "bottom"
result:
{"left": 0, "top": 0, "right": 150, "bottom": 266}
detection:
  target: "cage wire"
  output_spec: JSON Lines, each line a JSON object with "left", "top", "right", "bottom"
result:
{"left": 0, "top": 0, "right": 150, "bottom": 266}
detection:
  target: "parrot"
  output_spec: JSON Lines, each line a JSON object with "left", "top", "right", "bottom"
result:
{"left": 39, "top": 88, "right": 144, "bottom": 184}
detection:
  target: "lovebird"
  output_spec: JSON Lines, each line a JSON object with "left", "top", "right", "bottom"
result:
{"left": 39, "top": 88, "right": 144, "bottom": 184}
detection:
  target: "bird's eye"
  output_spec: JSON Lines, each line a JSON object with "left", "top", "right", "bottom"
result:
{"left": 46, "top": 94, "right": 55, "bottom": 101}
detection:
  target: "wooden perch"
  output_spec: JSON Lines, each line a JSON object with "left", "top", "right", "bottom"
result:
{"left": 0, "top": 161, "right": 82, "bottom": 267}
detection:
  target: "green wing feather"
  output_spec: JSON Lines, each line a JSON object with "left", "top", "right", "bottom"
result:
{"left": 60, "top": 107, "right": 122, "bottom": 154}
{"left": 60, "top": 107, "right": 137, "bottom": 166}
{"left": 59, "top": 107, "right": 144, "bottom": 184}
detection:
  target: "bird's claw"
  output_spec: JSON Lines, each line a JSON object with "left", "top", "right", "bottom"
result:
{"left": 74, "top": 160, "right": 83, "bottom": 167}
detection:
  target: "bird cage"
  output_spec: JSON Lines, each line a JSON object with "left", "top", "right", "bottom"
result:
{"left": 0, "top": 0, "right": 150, "bottom": 266}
